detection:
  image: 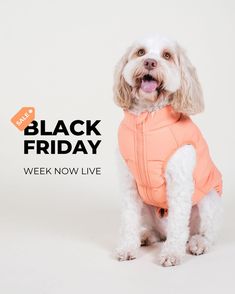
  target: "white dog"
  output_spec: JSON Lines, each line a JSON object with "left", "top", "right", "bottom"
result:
{"left": 113, "top": 34, "right": 223, "bottom": 266}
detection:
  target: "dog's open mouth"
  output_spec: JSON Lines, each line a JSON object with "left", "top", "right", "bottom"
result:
{"left": 140, "top": 74, "right": 162, "bottom": 94}
{"left": 140, "top": 74, "right": 160, "bottom": 93}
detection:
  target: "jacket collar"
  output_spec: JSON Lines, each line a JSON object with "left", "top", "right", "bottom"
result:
{"left": 122, "top": 105, "right": 182, "bottom": 130}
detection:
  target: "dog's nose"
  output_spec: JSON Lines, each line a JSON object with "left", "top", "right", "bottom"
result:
{"left": 144, "top": 58, "right": 157, "bottom": 70}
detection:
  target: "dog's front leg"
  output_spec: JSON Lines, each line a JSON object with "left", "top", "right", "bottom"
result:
{"left": 159, "top": 145, "right": 196, "bottom": 266}
{"left": 188, "top": 189, "right": 223, "bottom": 255}
{"left": 116, "top": 151, "right": 143, "bottom": 261}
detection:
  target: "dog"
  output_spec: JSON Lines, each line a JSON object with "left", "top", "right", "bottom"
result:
{"left": 113, "top": 34, "right": 223, "bottom": 266}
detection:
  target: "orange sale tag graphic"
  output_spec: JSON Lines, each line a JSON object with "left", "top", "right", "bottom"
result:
{"left": 11, "top": 107, "right": 35, "bottom": 131}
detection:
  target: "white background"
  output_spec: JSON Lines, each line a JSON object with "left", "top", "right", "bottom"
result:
{"left": 0, "top": 0, "right": 235, "bottom": 293}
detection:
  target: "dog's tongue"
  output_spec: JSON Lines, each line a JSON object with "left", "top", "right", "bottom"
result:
{"left": 141, "top": 80, "right": 158, "bottom": 93}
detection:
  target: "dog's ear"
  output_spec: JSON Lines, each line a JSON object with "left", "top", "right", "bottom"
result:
{"left": 113, "top": 47, "right": 133, "bottom": 109}
{"left": 171, "top": 44, "right": 204, "bottom": 115}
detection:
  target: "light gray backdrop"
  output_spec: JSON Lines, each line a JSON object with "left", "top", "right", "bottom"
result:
{"left": 0, "top": 0, "right": 234, "bottom": 293}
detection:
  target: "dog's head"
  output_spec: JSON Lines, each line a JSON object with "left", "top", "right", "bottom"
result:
{"left": 113, "top": 34, "right": 204, "bottom": 115}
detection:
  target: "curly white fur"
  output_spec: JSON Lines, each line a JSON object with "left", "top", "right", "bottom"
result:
{"left": 159, "top": 145, "right": 196, "bottom": 266}
{"left": 116, "top": 146, "right": 223, "bottom": 266}
{"left": 114, "top": 34, "right": 223, "bottom": 266}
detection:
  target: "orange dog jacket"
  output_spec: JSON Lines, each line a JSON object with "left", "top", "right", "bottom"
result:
{"left": 118, "top": 105, "right": 222, "bottom": 212}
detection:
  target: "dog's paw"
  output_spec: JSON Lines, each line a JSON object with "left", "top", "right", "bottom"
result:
{"left": 159, "top": 253, "right": 182, "bottom": 267}
{"left": 116, "top": 237, "right": 140, "bottom": 261}
{"left": 159, "top": 243, "right": 185, "bottom": 267}
{"left": 116, "top": 247, "right": 137, "bottom": 261}
{"left": 188, "top": 234, "right": 209, "bottom": 256}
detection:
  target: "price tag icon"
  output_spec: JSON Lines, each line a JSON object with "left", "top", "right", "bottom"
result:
{"left": 11, "top": 107, "right": 35, "bottom": 131}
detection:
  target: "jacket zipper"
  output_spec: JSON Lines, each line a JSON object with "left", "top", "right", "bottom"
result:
{"left": 136, "top": 121, "right": 150, "bottom": 202}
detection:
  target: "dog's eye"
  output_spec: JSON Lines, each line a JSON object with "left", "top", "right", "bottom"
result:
{"left": 162, "top": 51, "right": 172, "bottom": 60}
{"left": 137, "top": 49, "right": 146, "bottom": 56}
